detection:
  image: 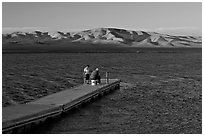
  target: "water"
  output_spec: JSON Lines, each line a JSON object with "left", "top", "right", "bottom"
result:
{"left": 2, "top": 48, "right": 202, "bottom": 133}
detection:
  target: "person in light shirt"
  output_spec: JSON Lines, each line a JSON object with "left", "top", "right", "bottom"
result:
{"left": 83, "top": 65, "right": 90, "bottom": 84}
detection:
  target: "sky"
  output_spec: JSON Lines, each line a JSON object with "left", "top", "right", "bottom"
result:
{"left": 2, "top": 2, "right": 202, "bottom": 36}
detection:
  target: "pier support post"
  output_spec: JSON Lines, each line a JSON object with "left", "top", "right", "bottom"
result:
{"left": 106, "top": 72, "right": 109, "bottom": 84}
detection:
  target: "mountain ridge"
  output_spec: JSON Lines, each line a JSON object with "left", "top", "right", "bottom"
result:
{"left": 2, "top": 27, "right": 202, "bottom": 47}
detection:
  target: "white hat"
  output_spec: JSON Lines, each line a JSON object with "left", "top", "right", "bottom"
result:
{"left": 96, "top": 68, "right": 99, "bottom": 71}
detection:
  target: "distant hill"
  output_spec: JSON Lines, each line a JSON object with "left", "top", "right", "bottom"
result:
{"left": 2, "top": 28, "right": 202, "bottom": 48}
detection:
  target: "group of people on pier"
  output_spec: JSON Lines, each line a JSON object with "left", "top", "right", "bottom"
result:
{"left": 83, "top": 65, "right": 101, "bottom": 85}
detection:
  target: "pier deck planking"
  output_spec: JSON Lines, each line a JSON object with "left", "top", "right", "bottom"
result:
{"left": 2, "top": 79, "right": 120, "bottom": 133}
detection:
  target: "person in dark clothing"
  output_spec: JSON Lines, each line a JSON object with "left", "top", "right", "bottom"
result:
{"left": 90, "top": 68, "right": 101, "bottom": 84}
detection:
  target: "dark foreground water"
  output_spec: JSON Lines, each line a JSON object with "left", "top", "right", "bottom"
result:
{"left": 2, "top": 48, "right": 202, "bottom": 133}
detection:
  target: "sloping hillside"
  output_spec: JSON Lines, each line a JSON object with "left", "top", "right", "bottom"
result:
{"left": 2, "top": 28, "right": 202, "bottom": 47}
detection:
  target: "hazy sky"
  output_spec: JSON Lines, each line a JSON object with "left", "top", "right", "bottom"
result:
{"left": 2, "top": 2, "right": 202, "bottom": 36}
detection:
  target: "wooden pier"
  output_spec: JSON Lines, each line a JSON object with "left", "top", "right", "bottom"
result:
{"left": 2, "top": 79, "right": 120, "bottom": 134}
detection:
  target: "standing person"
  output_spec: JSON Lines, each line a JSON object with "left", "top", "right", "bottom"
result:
{"left": 95, "top": 68, "right": 101, "bottom": 84}
{"left": 83, "top": 65, "right": 90, "bottom": 84}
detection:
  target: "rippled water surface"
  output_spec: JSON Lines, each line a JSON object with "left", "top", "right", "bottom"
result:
{"left": 2, "top": 48, "right": 202, "bottom": 133}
